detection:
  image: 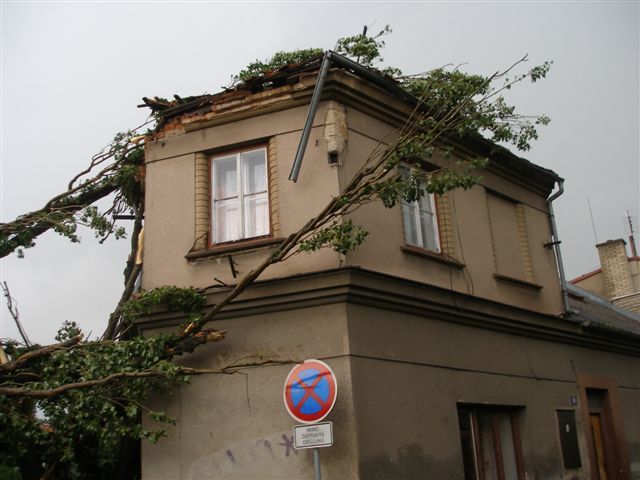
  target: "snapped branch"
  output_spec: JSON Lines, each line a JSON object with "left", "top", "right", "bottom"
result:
{"left": 0, "top": 334, "right": 83, "bottom": 374}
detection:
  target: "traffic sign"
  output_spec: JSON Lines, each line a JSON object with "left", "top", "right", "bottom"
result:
{"left": 294, "top": 422, "right": 333, "bottom": 449}
{"left": 283, "top": 359, "right": 337, "bottom": 424}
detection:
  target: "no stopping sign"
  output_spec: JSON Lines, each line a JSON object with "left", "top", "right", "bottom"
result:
{"left": 283, "top": 359, "right": 337, "bottom": 424}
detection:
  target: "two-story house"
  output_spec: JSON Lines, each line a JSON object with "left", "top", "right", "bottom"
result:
{"left": 137, "top": 53, "right": 640, "bottom": 480}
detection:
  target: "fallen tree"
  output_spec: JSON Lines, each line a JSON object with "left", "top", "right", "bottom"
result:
{"left": 0, "top": 26, "right": 551, "bottom": 479}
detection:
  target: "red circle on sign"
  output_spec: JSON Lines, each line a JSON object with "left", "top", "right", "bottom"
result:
{"left": 283, "top": 359, "right": 337, "bottom": 424}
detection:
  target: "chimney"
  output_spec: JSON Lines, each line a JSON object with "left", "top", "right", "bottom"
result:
{"left": 596, "top": 239, "right": 634, "bottom": 300}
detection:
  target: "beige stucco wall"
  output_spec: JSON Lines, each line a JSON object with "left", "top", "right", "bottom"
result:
{"left": 346, "top": 301, "right": 640, "bottom": 480}
{"left": 144, "top": 93, "right": 564, "bottom": 316}
{"left": 574, "top": 271, "right": 607, "bottom": 297}
{"left": 142, "top": 301, "right": 359, "bottom": 480}
{"left": 143, "top": 103, "right": 343, "bottom": 290}
{"left": 141, "top": 269, "right": 640, "bottom": 480}
{"left": 139, "top": 69, "right": 639, "bottom": 480}
{"left": 339, "top": 108, "right": 563, "bottom": 315}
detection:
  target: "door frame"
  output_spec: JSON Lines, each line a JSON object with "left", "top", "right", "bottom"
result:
{"left": 576, "top": 373, "right": 630, "bottom": 480}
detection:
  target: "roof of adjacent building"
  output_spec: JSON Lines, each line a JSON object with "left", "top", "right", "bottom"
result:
{"left": 567, "top": 282, "right": 640, "bottom": 337}
{"left": 569, "top": 256, "right": 640, "bottom": 284}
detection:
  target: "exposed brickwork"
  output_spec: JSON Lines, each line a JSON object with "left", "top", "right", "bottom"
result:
{"left": 515, "top": 204, "right": 534, "bottom": 282}
{"left": 194, "top": 152, "right": 209, "bottom": 250}
{"left": 268, "top": 137, "right": 280, "bottom": 237}
{"left": 613, "top": 293, "right": 640, "bottom": 315}
{"left": 485, "top": 191, "right": 499, "bottom": 273}
{"left": 435, "top": 193, "right": 456, "bottom": 257}
{"left": 597, "top": 239, "right": 634, "bottom": 299}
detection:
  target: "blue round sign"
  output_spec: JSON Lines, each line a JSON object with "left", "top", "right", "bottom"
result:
{"left": 283, "top": 359, "right": 338, "bottom": 424}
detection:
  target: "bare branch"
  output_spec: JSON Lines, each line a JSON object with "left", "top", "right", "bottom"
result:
{"left": 1, "top": 281, "right": 31, "bottom": 346}
{"left": 0, "top": 369, "right": 165, "bottom": 398}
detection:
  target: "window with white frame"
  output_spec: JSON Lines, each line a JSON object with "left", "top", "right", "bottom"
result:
{"left": 402, "top": 191, "right": 440, "bottom": 252}
{"left": 211, "top": 147, "right": 269, "bottom": 244}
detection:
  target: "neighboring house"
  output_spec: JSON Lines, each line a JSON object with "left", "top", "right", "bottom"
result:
{"left": 138, "top": 53, "right": 640, "bottom": 480}
{"left": 571, "top": 238, "right": 640, "bottom": 315}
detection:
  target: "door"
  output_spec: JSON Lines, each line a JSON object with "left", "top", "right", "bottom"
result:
{"left": 589, "top": 413, "right": 608, "bottom": 480}
{"left": 587, "top": 390, "right": 617, "bottom": 480}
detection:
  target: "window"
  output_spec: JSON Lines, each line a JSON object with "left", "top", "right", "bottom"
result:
{"left": 485, "top": 190, "right": 540, "bottom": 289}
{"left": 402, "top": 191, "right": 440, "bottom": 252}
{"left": 457, "top": 406, "right": 525, "bottom": 480}
{"left": 211, "top": 147, "right": 269, "bottom": 244}
{"left": 486, "top": 191, "right": 525, "bottom": 279}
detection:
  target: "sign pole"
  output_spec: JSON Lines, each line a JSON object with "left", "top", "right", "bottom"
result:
{"left": 283, "top": 359, "right": 337, "bottom": 480}
{"left": 313, "top": 447, "right": 321, "bottom": 480}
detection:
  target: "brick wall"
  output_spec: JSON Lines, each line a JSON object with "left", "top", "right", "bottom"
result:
{"left": 596, "top": 239, "right": 634, "bottom": 299}
{"left": 613, "top": 292, "right": 640, "bottom": 315}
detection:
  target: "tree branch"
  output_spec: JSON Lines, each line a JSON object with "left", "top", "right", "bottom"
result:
{"left": 0, "top": 334, "right": 83, "bottom": 374}
{"left": 1, "top": 281, "right": 31, "bottom": 346}
{"left": 0, "top": 369, "right": 166, "bottom": 398}
{"left": 0, "top": 358, "right": 299, "bottom": 398}
{"left": 0, "top": 181, "right": 120, "bottom": 258}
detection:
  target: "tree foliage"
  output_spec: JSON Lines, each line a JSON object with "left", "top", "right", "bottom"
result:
{"left": 0, "top": 132, "right": 146, "bottom": 259}
{"left": 0, "top": 26, "right": 551, "bottom": 479}
{"left": 235, "top": 47, "right": 324, "bottom": 82}
{"left": 400, "top": 60, "right": 551, "bottom": 151}
{"left": 0, "top": 297, "right": 201, "bottom": 479}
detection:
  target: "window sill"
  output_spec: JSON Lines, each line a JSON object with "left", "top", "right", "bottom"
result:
{"left": 493, "top": 273, "right": 543, "bottom": 291}
{"left": 186, "top": 237, "right": 284, "bottom": 261}
{"left": 401, "top": 245, "right": 465, "bottom": 269}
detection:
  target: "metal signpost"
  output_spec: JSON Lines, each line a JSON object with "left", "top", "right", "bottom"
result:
{"left": 284, "top": 360, "right": 338, "bottom": 480}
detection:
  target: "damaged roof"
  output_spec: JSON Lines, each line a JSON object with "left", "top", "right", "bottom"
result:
{"left": 139, "top": 54, "right": 328, "bottom": 122}
{"left": 140, "top": 51, "right": 561, "bottom": 185}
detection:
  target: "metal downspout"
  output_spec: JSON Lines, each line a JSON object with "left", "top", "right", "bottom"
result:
{"left": 288, "top": 51, "right": 420, "bottom": 182}
{"left": 288, "top": 51, "right": 333, "bottom": 182}
{"left": 547, "top": 180, "right": 570, "bottom": 315}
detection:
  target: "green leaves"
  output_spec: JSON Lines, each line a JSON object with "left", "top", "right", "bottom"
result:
{"left": 0, "top": 25, "right": 555, "bottom": 480}
{"left": 120, "top": 285, "right": 205, "bottom": 325}
{"left": 232, "top": 27, "right": 550, "bottom": 155}
{"left": 529, "top": 61, "right": 553, "bottom": 82}
{"left": 299, "top": 220, "right": 369, "bottom": 255}
{"left": 55, "top": 321, "right": 82, "bottom": 342}
{"left": 0, "top": 331, "right": 183, "bottom": 478}
{"left": 236, "top": 48, "right": 324, "bottom": 82}
{"left": 235, "top": 25, "right": 402, "bottom": 84}
{"left": 401, "top": 59, "right": 552, "bottom": 152}
{"left": 0, "top": 133, "right": 145, "bottom": 259}
{"left": 335, "top": 25, "right": 395, "bottom": 70}
{"left": 0, "top": 286, "right": 205, "bottom": 478}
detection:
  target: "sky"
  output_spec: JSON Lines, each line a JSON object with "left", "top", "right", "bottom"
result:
{"left": 1, "top": 1, "right": 638, "bottom": 344}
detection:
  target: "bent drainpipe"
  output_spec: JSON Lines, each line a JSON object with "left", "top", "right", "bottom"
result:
{"left": 548, "top": 180, "right": 570, "bottom": 315}
{"left": 288, "top": 51, "right": 420, "bottom": 182}
{"left": 289, "top": 51, "right": 333, "bottom": 182}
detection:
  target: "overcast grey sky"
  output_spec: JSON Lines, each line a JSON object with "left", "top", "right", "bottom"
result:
{"left": 1, "top": 1, "right": 638, "bottom": 344}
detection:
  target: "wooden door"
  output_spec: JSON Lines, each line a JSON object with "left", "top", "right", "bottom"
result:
{"left": 589, "top": 413, "right": 608, "bottom": 480}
